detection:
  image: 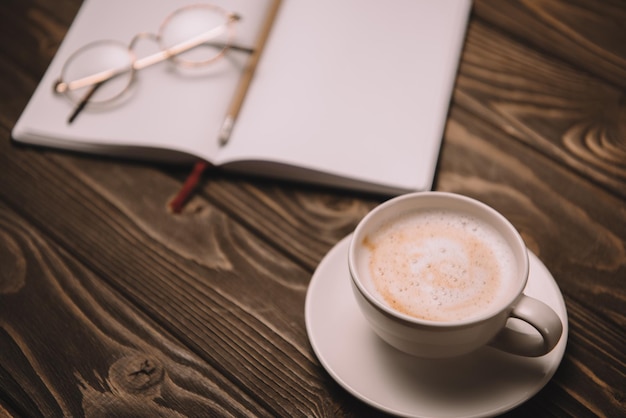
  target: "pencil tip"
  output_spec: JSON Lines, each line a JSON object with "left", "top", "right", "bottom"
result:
{"left": 219, "top": 116, "right": 234, "bottom": 146}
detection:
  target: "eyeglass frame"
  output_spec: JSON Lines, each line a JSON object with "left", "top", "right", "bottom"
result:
{"left": 53, "top": 3, "right": 253, "bottom": 123}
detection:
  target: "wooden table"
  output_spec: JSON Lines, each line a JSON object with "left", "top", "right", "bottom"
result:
{"left": 1, "top": 1, "right": 624, "bottom": 416}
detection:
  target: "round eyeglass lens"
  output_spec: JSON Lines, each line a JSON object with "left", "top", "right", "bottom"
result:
{"left": 61, "top": 40, "right": 134, "bottom": 104}
{"left": 159, "top": 4, "right": 234, "bottom": 67}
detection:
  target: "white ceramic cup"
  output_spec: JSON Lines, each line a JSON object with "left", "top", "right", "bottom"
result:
{"left": 348, "top": 192, "right": 563, "bottom": 358}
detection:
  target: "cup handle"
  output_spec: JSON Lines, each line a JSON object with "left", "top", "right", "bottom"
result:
{"left": 489, "top": 294, "right": 563, "bottom": 357}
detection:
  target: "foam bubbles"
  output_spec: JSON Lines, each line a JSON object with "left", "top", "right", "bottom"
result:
{"left": 365, "top": 209, "right": 517, "bottom": 322}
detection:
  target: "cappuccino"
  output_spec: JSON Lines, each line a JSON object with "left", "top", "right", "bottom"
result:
{"left": 363, "top": 209, "right": 517, "bottom": 322}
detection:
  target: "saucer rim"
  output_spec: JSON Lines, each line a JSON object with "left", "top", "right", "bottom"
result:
{"left": 305, "top": 234, "right": 569, "bottom": 418}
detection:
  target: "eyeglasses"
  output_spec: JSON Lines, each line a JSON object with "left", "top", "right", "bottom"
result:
{"left": 53, "top": 4, "right": 252, "bottom": 123}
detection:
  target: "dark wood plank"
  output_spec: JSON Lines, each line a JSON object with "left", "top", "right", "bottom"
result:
{"left": 0, "top": 135, "right": 361, "bottom": 417}
{"left": 455, "top": 8, "right": 626, "bottom": 200}
{"left": 473, "top": 0, "right": 626, "bottom": 89}
{"left": 166, "top": 171, "right": 379, "bottom": 271}
{"left": 0, "top": 201, "right": 273, "bottom": 417}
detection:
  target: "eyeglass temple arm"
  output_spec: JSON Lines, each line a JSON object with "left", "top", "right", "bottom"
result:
{"left": 67, "top": 81, "right": 104, "bottom": 123}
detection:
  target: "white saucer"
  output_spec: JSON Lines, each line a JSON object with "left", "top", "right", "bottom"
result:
{"left": 305, "top": 235, "right": 568, "bottom": 418}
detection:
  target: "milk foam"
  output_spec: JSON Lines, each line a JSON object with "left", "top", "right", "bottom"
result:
{"left": 364, "top": 210, "right": 517, "bottom": 322}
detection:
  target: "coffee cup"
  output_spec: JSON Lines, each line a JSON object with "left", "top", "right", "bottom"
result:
{"left": 348, "top": 192, "right": 563, "bottom": 358}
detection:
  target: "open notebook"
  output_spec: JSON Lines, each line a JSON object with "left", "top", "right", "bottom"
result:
{"left": 13, "top": 0, "right": 472, "bottom": 195}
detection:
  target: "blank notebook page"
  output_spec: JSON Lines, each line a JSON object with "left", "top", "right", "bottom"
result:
{"left": 219, "top": 0, "right": 472, "bottom": 191}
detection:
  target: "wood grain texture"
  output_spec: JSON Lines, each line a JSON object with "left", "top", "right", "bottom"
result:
{"left": 0, "top": 136, "right": 355, "bottom": 417}
{"left": 456, "top": 9, "right": 626, "bottom": 199}
{"left": 0, "top": 201, "right": 273, "bottom": 417}
{"left": 1, "top": 0, "right": 625, "bottom": 417}
{"left": 473, "top": 0, "right": 626, "bottom": 89}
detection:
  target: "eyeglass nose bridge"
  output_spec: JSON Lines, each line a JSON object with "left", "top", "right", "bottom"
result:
{"left": 127, "top": 32, "right": 165, "bottom": 69}
{"left": 129, "top": 32, "right": 159, "bottom": 51}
